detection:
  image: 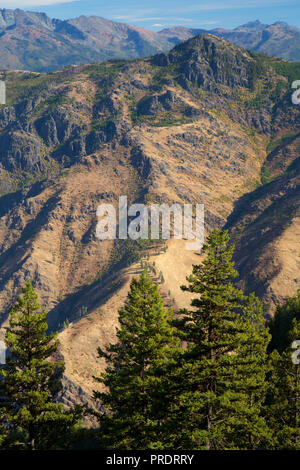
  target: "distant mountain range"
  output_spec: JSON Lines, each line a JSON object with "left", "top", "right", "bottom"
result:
{"left": 159, "top": 20, "right": 300, "bottom": 62}
{"left": 0, "top": 9, "right": 170, "bottom": 72}
{"left": 0, "top": 9, "right": 299, "bottom": 72}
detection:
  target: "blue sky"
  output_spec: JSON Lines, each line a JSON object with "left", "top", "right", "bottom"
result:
{"left": 1, "top": 0, "right": 300, "bottom": 30}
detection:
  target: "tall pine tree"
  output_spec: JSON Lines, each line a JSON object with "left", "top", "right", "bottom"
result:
{"left": 267, "top": 318, "right": 300, "bottom": 449}
{"left": 0, "top": 409, "right": 7, "bottom": 449}
{"left": 169, "top": 229, "right": 271, "bottom": 449}
{"left": 268, "top": 289, "right": 300, "bottom": 353}
{"left": 228, "top": 293, "right": 271, "bottom": 449}
{"left": 94, "top": 270, "right": 181, "bottom": 450}
{"left": 0, "top": 281, "right": 82, "bottom": 450}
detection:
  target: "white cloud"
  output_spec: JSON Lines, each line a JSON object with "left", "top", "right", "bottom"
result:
{"left": 111, "top": 0, "right": 293, "bottom": 27}
{"left": 113, "top": 15, "right": 195, "bottom": 24}
{"left": 197, "top": 20, "right": 219, "bottom": 25}
{"left": 113, "top": 0, "right": 296, "bottom": 22}
{"left": 114, "top": 16, "right": 163, "bottom": 21}
{"left": 0, "top": 0, "right": 74, "bottom": 7}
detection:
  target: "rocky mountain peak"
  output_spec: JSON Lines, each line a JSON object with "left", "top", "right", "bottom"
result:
{"left": 234, "top": 20, "right": 267, "bottom": 31}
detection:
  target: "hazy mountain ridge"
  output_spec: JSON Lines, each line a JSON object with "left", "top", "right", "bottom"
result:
{"left": 158, "top": 20, "right": 300, "bottom": 61}
{"left": 0, "top": 8, "right": 171, "bottom": 72}
{"left": 0, "top": 10, "right": 300, "bottom": 72}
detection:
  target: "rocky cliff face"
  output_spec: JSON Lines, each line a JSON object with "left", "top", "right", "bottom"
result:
{"left": 0, "top": 34, "right": 299, "bottom": 408}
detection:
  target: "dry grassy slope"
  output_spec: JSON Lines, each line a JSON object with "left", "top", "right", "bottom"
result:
{"left": 0, "top": 152, "right": 136, "bottom": 330}
{"left": 58, "top": 239, "right": 200, "bottom": 403}
{"left": 265, "top": 216, "right": 300, "bottom": 304}
{"left": 226, "top": 155, "right": 300, "bottom": 313}
{"left": 129, "top": 117, "right": 265, "bottom": 220}
{"left": 233, "top": 214, "right": 300, "bottom": 314}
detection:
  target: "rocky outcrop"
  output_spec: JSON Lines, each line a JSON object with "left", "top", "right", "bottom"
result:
{"left": 0, "top": 106, "right": 16, "bottom": 129}
{"left": 137, "top": 90, "right": 187, "bottom": 115}
{"left": 0, "top": 131, "right": 44, "bottom": 171}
